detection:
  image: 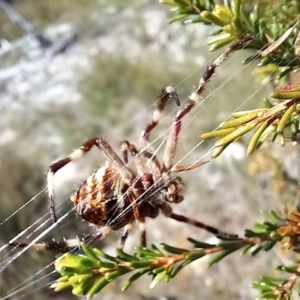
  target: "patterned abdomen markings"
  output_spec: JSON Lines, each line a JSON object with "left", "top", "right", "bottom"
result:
{"left": 70, "top": 165, "right": 133, "bottom": 230}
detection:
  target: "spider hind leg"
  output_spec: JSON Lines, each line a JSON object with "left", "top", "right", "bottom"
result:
{"left": 169, "top": 212, "right": 238, "bottom": 239}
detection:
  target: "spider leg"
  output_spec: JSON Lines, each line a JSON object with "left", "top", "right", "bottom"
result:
{"left": 121, "top": 141, "right": 146, "bottom": 176}
{"left": 122, "top": 140, "right": 162, "bottom": 183}
{"left": 169, "top": 212, "right": 238, "bottom": 239}
{"left": 107, "top": 144, "right": 148, "bottom": 248}
{"left": 142, "top": 150, "right": 162, "bottom": 181}
{"left": 119, "top": 223, "right": 132, "bottom": 249}
{"left": 121, "top": 143, "right": 129, "bottom": 164}
{"left": 138, "top": 218, "right": 146, "bottom": 247}
{"left": 171, "top": 161, "right": 208, "bottom": 172}
{"left": 9, "top": 228, "right": 110, "bottom": 252}
{"left": 127, "top": 190, "right": 142, "bottom": 223}
{"left": 140, "top": 86, "right": 180, "bottom": 151}
{"left": 47, "top": 137, "right": 133, "bottom": 223}
{"left": 163, "top": 36, "right": 253, "bottom": 171}
{"left": 120, "top": 142, "right": 157, "bottom": 246}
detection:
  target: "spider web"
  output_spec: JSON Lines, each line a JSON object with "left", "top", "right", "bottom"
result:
{"left": 0, "top": 5, "right": 298, "bottom": 300}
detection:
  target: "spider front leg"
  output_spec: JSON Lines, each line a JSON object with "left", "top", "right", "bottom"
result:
{"left": 140, "top": 86, "right": 180, "bottom": 151}
{"left": 47, "top": 137, "right": 133, "bottom": 222}
{"left": 163, "top": 36, "right": 254, "bottom": 171}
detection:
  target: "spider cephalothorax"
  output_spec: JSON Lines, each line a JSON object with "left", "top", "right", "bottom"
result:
{"left": 10, "top": 37, "right": 251, "bottom": 251}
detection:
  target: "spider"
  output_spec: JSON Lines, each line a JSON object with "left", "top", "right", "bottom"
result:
{"left": 10, "top": 36, "right": 252, "bottom": 251}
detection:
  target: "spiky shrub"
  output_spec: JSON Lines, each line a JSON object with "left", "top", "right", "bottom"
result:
{"left": 51, "top": 1, "right": 300, "bottom": 299}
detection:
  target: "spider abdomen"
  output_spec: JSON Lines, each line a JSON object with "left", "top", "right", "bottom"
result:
{"left": 71, "top": 165, "right": 133, "bottom": 230}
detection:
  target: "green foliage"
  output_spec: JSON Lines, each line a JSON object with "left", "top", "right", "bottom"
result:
{"left": 252, "top": 273, "right": 299, "bottom": 300}
{"left": 52, "top": 209, "right": 300, "bottom": 299}
{"left": 202, "top": 84, "right": 300, "bottom": 157}
{"left": 161, "top": 0, "right": 300, "bottom": 84}
{"left": 159, "top": 0, "right": 300, "bottom": 157}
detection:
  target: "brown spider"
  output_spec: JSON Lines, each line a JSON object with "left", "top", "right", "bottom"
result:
{"left": 48, "top": 87, "right": 211, "bottom": 249}
{"left": 10, "top": 37, "right": 252, "bottom": 251}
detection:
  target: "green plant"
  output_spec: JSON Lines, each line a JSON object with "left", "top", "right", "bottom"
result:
{"left": 202, "top": 84, "right": 300, "bottom": 157}
{"left": 52, "top": 209, "right": 300, "bottom": 299}
{"left": 161, "top": 0, "right": 300, "bottom": 84}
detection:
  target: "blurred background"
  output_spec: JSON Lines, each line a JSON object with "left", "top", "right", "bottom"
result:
{"left": 0, "top": 0, "right": 299, "bottom": 300}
